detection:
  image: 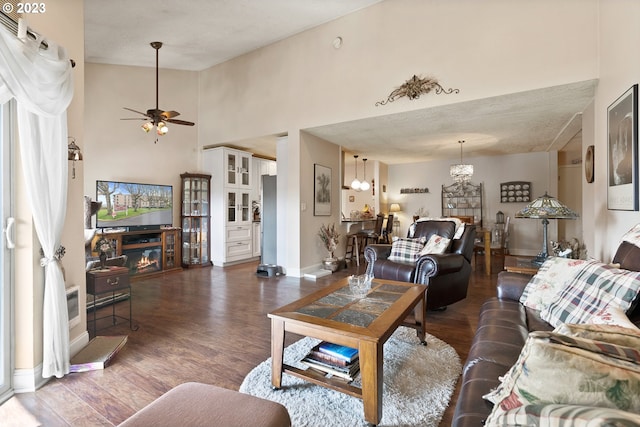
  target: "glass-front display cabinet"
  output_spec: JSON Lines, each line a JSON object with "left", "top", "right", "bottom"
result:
{"left": 181, "top": 173, "right": 212, "bottom": 267}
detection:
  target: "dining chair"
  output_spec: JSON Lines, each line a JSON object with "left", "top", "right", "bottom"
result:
{"left": 474, "top": 216, "right": 510, "bottom": 270}
{"left": 380, "top": 213, "right": 394, "bottom": 243}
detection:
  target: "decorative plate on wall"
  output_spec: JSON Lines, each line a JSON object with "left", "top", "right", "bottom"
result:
{"left": 585, "top": 145, "right": 594, "bottom": 183}
{"left": 500, "top": 181, "right": 531, "bottom": 203}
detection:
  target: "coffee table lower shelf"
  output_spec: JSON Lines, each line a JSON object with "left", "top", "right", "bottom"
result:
{"left": 280, "top": 364, "right": 362, "bottom": 399}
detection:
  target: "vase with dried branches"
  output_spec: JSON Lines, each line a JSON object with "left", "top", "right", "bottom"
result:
{"left": 318, "top": 223, "right": 341, "bottom": 272}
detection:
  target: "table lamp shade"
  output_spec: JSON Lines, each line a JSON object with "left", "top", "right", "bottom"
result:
{"left": 515, "top": 192, "right": 579, "bottom": 219}
{"left": 389, "top": 203, "right": 401, "bottom": 213}
{"left": 515, "top": 192, "right": 578, "bottom": 265}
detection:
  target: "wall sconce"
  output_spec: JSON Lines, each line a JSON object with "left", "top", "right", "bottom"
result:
{"left": 67, "top": 137, "right": 82, "bottom": 179}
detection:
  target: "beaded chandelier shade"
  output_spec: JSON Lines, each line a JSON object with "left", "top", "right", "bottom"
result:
{"left": 450, "top": 140, "right": 473, "bottom": 184}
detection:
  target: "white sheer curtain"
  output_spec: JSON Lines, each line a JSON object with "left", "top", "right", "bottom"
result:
{"left": 0, "top": 25, "right": 73, "bottom": 378}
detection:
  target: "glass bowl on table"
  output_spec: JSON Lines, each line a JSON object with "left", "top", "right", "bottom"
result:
{"left": 349, "top": 274, "right": 373, "bottom": 298}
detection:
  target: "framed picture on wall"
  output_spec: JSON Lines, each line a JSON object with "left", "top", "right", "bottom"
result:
{"left": 314, "top": 164, "right": 331, "bottom": 216}
{"left": 607, "top": 84, "right": 638, "bottom": 210}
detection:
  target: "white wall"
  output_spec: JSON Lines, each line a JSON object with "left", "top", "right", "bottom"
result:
{"left": 79, "top": 0, "right": 640, "bottom": 271}
{"left": 197, "top": 0, "right": 598, "bottom": 272}
{"left": 297, "top": 132, "right": 343, "bottom": 275}
{"left": 388, "top": 151, "right": 554, "bottom": 255}
{"left": 84, "top": 63, "right": 200, "bottom": 227}
{"left": 198, "top": 0, "right": 598, "bottom": 146}
{"left": 589, "top": 1, "right": 640, "bottom": 261}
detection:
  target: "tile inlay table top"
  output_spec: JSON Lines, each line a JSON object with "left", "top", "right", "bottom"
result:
{"left": 268, "top": 277, "right": 427, "bottom": 425}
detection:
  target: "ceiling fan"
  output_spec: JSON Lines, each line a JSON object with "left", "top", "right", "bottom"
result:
{"left": 121, "top": 41, "right": 195, "bottom": 141}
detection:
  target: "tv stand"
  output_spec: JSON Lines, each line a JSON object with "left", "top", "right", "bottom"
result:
{"left": 90, "top": 228, "right": 182, "bottom": 279}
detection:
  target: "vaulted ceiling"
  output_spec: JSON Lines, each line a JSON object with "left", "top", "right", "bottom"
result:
{"left": 84, "top": 0, "right": 594, "bottom": 164}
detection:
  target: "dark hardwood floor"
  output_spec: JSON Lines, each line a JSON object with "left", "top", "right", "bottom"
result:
{"left": 4, "top": 258, "right": 500, "bottom": 426}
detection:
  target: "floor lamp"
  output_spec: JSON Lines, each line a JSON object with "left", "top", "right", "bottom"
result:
{"left": 515, "top": 192, "right": 579, "bottom": 266}
{"left": 389, "top": 203, "right": 401, "bottom": 235}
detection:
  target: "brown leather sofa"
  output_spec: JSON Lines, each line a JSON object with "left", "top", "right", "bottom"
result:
{"left": 452, "top": 240, "right": 640, "bottom": 427}
{"left": 364, "top": 220, "right": 476, "bottom": 310}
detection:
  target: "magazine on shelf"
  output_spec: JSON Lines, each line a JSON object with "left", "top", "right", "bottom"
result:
{"left": 317, "top": 341, "right": 359, "bottom": 363}
{"left": 301, "top": 356, "right": 360, "bottom": 381}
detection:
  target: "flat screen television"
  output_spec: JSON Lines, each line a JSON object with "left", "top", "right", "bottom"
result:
{"left": 96, "top": 180, "right": 173, "bottom": 230}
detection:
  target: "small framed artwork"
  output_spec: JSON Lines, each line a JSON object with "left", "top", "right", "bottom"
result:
{"left": 314, "top": 164, "right": 331, "bottom": 216}
{"left": 607, "top": 84, "right": 638, "bottom": 210}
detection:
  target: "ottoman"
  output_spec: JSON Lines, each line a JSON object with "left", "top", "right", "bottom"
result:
{"left": 118, "top": 382, "right": 291, "bottom": 427}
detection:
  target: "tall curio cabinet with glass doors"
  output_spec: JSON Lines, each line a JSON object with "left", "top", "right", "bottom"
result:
{"left": 180, "top": 172, "right": 212, "bottom": 267}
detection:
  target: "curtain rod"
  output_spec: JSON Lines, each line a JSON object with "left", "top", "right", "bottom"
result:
{"left": 0, "top": 11, "right": 75, "bottom": 68}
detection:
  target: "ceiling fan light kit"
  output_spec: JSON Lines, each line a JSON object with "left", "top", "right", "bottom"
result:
{"left": 122, "top": 41, "right": 195, "bottom": 142}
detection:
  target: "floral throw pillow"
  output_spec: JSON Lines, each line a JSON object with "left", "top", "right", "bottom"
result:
{"left": 553, "top": 322, "right": 640, "bottom": 348}
{"left": 585, "top": 305, "right": 639, "bottom": 330}
{"left": 519, "top": 257, "right": 588, "bottom": 311}
{"left": 418, "top": 234, "right": 451, "bottom": 256}
{"left": 484, "top": 403, "right": 640, "bottom": 427}
{"left": 387, "top": 237, "right": 426, "bottom": 263}
{"left": 484, "top": 330, "right": 640, "bottom": 424}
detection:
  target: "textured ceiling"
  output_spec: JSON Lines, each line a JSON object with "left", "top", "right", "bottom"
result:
{"left": 233, "top": 80, "right": 596, "bottom": 164}
{"left": 304, "top": 80, "right": 596, "bottom": 164}
{"left": 84, "top": 0, "right": 383, "bottom": 71}
{"left": 83, "top": 1, "right": 596, "bottom": 164}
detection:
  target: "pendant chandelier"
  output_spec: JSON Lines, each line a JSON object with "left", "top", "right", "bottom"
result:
{"left": 450, "top": 140, "right": 474, "bottom": 184}
{"left": 351, "top": 155, "right": 361, "bottom": 191}
{"left": 360, "top": 158, "right": 370, "bottom": 191}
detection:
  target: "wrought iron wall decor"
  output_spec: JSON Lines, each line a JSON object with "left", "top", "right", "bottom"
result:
{"left": 375, "top": 75, "right": 459, "bottom": 106}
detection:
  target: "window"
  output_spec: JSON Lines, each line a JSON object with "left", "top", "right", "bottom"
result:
{"left": 0, "top": 100, "right": 15, "bottom": 403}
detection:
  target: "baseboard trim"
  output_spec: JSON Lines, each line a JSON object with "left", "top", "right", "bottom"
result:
{"left": 14, "top": 364, "right": 47, "bottom": 393}
{"left": 13, "top": 331, "right": 90, "bottom": 393}
{"left": 70, "top": 330, "right": 90, "bottom": 357}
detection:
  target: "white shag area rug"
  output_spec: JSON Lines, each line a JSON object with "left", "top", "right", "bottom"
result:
{"left": 239, "top": 327, "right": 462, "bottom": 427}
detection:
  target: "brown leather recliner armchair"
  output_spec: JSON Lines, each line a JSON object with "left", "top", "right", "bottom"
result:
{"left": 364, "top": 220, "right": 476, "bottom": 310}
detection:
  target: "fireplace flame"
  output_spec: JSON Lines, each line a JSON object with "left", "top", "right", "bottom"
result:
{"left": 137, "top": 255, "right": 159, "bottom": 271}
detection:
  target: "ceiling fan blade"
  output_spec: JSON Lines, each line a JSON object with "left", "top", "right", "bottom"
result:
{"left": 161, "top": 110, "right": 181, "bottom": 119}
{"left": 166, "top": 118, "right": 195, "bottom": 126}
{"left": 123, "top": 107, "right": 149, "bottom": 116}
{"left": 121, "top": 118, "right": 149, "bottom": 121}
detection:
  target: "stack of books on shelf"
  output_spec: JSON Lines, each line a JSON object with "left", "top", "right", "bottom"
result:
{"left": 301, "top": 341, "right": 360, "bottom": 381}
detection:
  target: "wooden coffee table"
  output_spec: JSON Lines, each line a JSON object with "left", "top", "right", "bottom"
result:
{"left": 268, "top": 277, "right": 427, "bottom": 425}
{"left": 504, "top": 255, "right": 540, "bottom": 275}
